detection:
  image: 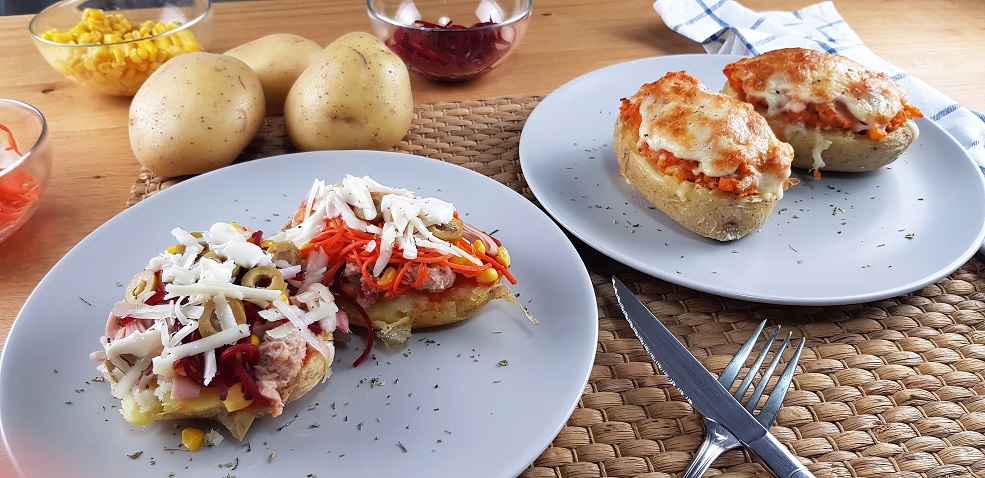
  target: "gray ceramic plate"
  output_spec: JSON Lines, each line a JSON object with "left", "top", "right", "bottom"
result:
{"left": 0, "top": 151, "right": 597, "bottom": 478}
{"left": 520, "top": 54, "right": 985, "bottom": 305}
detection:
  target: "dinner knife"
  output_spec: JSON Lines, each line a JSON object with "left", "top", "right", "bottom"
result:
{"left": 611, "top": 277, "right": 815, "bottom": 478}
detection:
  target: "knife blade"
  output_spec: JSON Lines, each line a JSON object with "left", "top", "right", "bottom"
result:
{"left": 612, "top": 276, "right": 814, "bottom": 478}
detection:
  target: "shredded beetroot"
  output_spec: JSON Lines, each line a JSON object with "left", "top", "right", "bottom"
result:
{"left": 170, "top": 330, "right": 269, "bottom": 406}
{"left": 385, "top": 18, "right": 514, "bottom": 80}
{"left": 220, "top": 342, "right": 269, "bottom": 406}
{"left": 329, "top": 284, "right": 374, "bottom": 367}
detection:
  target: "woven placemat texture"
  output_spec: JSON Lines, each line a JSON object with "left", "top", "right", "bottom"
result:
{"left": 128, "top": 97, "right": 985, "bottom": 478}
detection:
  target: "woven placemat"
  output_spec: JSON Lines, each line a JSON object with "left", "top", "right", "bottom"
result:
{"left": 128, "top": 97, "right": 985, "bottom": 478}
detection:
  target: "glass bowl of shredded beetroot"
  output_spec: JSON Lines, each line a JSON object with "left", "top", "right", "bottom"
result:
{"left": 367, "top": 0, "right": 532, "bottom": 82}
{"left": 0, "top": 99, "right": 51, "bottom": 243}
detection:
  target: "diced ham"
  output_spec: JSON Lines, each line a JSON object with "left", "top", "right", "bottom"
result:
{"left": 104, "top": 309, "right": 154, "bottom": 340}
{"left": 255, "top": 331, "right": 306, "bottom": 417}
{"left": 169, "top": 373, "right": 203, "bottom": 400}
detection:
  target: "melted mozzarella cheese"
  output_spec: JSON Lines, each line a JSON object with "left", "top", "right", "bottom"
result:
{"left": 629, "top": 71, "right": 793, "bottom": 195}
{"left": 727, "top": 48, "right": 912, "bottom": 131}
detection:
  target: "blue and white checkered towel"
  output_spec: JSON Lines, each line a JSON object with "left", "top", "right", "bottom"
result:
{"left": 653, "top": 0, "right": 985, "bottom": 174}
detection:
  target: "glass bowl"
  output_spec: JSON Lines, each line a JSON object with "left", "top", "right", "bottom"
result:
{"left": 367, "top": 0, "right": 532, "bottom": 82}
{"left": 29, "top": 0, "right": 213, "bottom": 96}
{"left": 0, "top": 100, "right": 51, "bottom": 244}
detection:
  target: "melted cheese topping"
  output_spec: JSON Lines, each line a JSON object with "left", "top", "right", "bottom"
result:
{"left": 623, "top": 71, "right": 794, "bottom": 195}
{"left": 724, "top": 48, "right": 916, "bottom": 134}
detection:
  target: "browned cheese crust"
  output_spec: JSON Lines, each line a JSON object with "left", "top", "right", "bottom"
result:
{"left": 722, "top": 48, "right": 921, "bottom": 173}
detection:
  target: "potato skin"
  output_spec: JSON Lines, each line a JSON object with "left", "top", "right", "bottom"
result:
{"left": 767, "top": 116, "right": 917, "bottom": 172}
{"left": 223, "top": 33, "right": 323, "bottom": 115}
{"left": 614, "top": 118, "right": 782, "bottom": 242}
{"left": 129, "top": 52, "right": 265, "bottom": 177}
{"left": 284, "top": 32, "right": 413, "bottom": 151}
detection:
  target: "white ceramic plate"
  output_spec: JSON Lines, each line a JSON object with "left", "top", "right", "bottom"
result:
{"left": 0, "top": 151, "right": 597, "bottom": 478}
{"left": 520, "top": 54, "right": 985, "bottom": 305}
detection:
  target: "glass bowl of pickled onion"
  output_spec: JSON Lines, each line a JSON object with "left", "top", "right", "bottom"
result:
{"left": 0, "top": 99, "right": 51, "bottom": 244}
{"left": 367, "top": 0, "right": 532, "bottom": 82}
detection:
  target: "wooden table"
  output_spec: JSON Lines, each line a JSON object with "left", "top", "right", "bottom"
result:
{"left": 2, "top": 0, "right": 984, "bottom": 475}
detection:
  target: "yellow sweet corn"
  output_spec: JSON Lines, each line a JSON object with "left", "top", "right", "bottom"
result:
{"left": 38, "top": 8, "right": 203, "bottom": 95}
{"left": 181, "top": 427, "right": 205, "bottom": 452}
{"left": 472, "top": 239, "right": 486, "bottom": 255}
{"left": 377, "top": 267, "right": 398, "bottom": 286}
{"left": 448, "top": 255, "right": 474, "bottom": 266}
{"left": 476, "top": 267, "right": 499, "bottom": 284}
{"left": 496, "top": 246, "right": 511, "bottom": 268}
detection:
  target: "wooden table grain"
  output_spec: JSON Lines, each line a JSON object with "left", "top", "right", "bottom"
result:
{"left": 2, "top": 0, "right": 984, "bottom": 475}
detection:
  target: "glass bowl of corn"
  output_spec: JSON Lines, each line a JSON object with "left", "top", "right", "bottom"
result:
{"left": 29, "top": 0, "right": 213, "bottom": 96}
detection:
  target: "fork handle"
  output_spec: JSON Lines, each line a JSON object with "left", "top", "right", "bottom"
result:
{"left": 681, "top": 424, "right": 740, "bottom": 478}
{"left": 744, "top": 432, "right": 816, "bottom": 478}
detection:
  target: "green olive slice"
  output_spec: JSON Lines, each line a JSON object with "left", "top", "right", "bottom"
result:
{"left": 427, "top": 217, "right": 464, "bottom": 243}
{"left": 353, "top": 192, "right": 385, "bottom": 222}
{"left": 241, "top": 266, "right": 286, "bottom": 292}
{"left": 201, "top": 250, "right": 241, "bottom": 276}
{"left": 266, "top": 241, "right": 302, "bottom": 266}
{"left": 170, "top": 231, "right": 205, "bottom": 256}
{"left": 125, "top": 269, "right": 159, "bottom": 303}
{"left": 197, "top": 298, "right": 246, "bottom": 337}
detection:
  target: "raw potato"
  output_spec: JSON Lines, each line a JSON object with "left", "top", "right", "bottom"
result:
{"left": 285, "top": 32, "right": 413, "bottom": 151}
{"left": 129, "top": 52, "right": 265, "bottom": 177}
{"left": 224, "top": 33, "right": 323, "bottom": 115}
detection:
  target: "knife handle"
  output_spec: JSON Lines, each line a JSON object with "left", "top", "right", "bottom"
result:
{"left": 744, "top": 432, "right": 815, "bottom": 478}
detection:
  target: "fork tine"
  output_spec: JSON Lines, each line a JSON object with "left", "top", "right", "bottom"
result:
{"left": 756, "top": 337, "right": 806, "bottom": 424}
{"left": 744, "top": 331, "right": 792, "bottom": 413}
{"left": 718, "top": 320, "right": 767, "bottom": 388}
{"left": 732, "top": 325, "right": 781, "bottom": 400}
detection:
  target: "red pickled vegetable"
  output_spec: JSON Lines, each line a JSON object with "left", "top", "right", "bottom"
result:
{"left": 385, "top": 18, "right": 514, "bottom": 81}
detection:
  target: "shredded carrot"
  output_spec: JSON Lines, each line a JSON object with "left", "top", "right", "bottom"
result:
{"left": 0, "top": 123, "right": 40, "bottom": 230}
{"left": 0, "top": 124, "right": 22, "bottom": 156}
{"left": 303, "top": 215, "right": 510, "bottom": 297}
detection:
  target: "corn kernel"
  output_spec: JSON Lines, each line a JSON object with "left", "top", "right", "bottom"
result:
{"left": 181, "top": 427, "right": 206, "bottom": 452}
{"left": 250, "top": 335, "right": 260, "bottom": 346}
{"left": 473, "top": 239, "right": 486, "bottom": 255}
{"left": 496, "top": 246, "right": 511, "bottom": 268}
{"left": 449, "top": 255, "right": 473, "bottom": 266}
{"left": 377, "top": 267, "right": 397, "bottom": 286}
{"left": 223, "top": 382, "right": 253, "bottom": 412}
{"left": 476, "top": 267, "right": 499, "bottom": 284}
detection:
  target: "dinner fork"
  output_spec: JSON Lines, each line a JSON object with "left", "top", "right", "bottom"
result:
{"left": 681, "top": 321, "right": 806, "bottom": 478}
